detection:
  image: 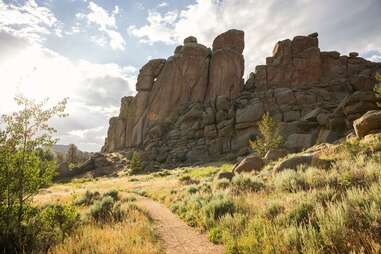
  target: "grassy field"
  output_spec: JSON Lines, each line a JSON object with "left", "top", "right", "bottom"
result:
{"left": 138, "top": 134, "right": 381, "bottom": 253}
{"left": 35, "top": 134, "right": 381, "bottom": 254}
{"left": 34, "top": 174, "right": 167, "bottom": 254}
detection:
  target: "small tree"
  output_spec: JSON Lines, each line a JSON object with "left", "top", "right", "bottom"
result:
{"left": 0, "top": 95, "right": 67, "bottom": 250}
{"left": 66, "top": 144, "right": 79, "bottom": 165}
{"left": 374, "top": 73, "right": 381, "bottom": 106}
{"left": 249, "top": 112, "right": 283, "bottom": 157}
{"left": 130, "top": 151, "right": 143, "bottom": 174}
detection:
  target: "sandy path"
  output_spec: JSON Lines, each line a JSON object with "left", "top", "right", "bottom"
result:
{"left": 136, "top": 197, "right": 224, "bottom": 254}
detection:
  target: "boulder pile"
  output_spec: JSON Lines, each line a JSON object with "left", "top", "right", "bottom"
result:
{"left": 102, "top": 29, "right": 381, "bottom": 167}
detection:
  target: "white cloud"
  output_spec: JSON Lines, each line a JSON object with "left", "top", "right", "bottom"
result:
{"left": 129, "top": 0, "right": 381, "bottom": 72}
{"left": 77, "top": 1, "right": 126, "bottom": 50}
{"left": 0, "top": 0, "right": 59, "bottom": 43}
{"left": 158, "top": 2, "right": 169, "bottom": 8}
{"left": 128, "top": 10, "right": 179, "bottom": 45}
{"left": 0, "top": 33, "right": 136, "bottom": 151}
{"left": 136, "top": 3, "right": 145, "bottom": 10}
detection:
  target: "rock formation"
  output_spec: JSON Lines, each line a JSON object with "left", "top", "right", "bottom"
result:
{"left": 102, "top": 29, "right": 381, "bottom": 167}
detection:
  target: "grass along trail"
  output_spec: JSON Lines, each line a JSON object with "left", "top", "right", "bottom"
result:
{"left": 135, "top": 196, "right": 224, "bottom": 254}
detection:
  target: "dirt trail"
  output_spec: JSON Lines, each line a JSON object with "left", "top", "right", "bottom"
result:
{"left": 136, "top": 197, "right": 224, "bottom": 254}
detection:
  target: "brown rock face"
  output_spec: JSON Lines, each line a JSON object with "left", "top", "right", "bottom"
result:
{"left": 102, "top": 29, "right": 381, "bottom": 167}
{"left": 147, "top": 42, "right": 210, "bottom": 122}
{"left": 208, "top": 29, "right": 245, "bottom": 98}
{"left": 353, "top": 110, "right": 381, "bottom": 138}
{"left": 261, "top": 35, "right": 321, "bottom": 89}
{"left": 136, "top": 59, "right": 166, "bottom": 91}
{"left": 233, "top": 155, "right": 264, "bottom": 173}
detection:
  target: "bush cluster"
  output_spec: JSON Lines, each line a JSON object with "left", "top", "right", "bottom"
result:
{"left": 0, "top": 204, "right": 79, "bottom": 253}
{"left": 167, "top": 134, "right": 381, "bottom": 253}
{"left": 89, "top": 196, "right": 124, "bottom": 223}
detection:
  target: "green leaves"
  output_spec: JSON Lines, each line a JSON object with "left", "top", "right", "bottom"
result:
{"left": 249, "top": 112, "right": 283, "bottom": 157}
{"left": 0, "top": 95, "right": 68, "bottom": 252}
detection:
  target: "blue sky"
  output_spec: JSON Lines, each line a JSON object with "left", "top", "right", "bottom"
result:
{"left": 0, "top": 0, "right": 380, "bottom": 151}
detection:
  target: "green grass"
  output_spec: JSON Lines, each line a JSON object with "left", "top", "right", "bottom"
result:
{"left": 184, "top": 163, "right": 233, "bottom": 179}
{"left": 146, "top": 135, "right": 381, "bottom": 253}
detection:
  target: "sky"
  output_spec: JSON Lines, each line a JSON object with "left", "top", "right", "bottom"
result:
{"left": 0, "top": 0, "right": 380, "bottom": 152}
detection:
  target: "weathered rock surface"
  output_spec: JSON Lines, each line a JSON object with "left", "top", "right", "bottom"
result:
{"left": 353, "top": 110, "right": 381, "bottom": 138}
{"left": 264, "top": 148, "right": 289, "bottom": 162}
{"left": 233, "top": 155, "right": 265, "bottom": 173}
{"left": 56, "top": 153, "right": 129, "bottom": 179}
{"left": 102, "top": 29, "right": 381, "bottom": 167}
{"left": 272, "top": 153, "right": 331, "bottom": 174}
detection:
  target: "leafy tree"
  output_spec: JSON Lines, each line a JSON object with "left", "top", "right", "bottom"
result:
{"left": 249, "top": 112, "right": 283, "bottom": 157}
{"left": 66, "top": 143, "right": 79, "bottom": 165}
{"left": 130, "top": 151, "right": 143, "bottom": 174}
{"left": 0, "top": 95, "right": 67, "bottom": 251}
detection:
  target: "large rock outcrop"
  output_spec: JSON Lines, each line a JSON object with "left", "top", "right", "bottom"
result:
{"left": 102, "top": 30, "right": 381, "bottom": 167}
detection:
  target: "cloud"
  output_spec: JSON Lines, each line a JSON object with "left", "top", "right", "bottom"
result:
{"left": 0, "top": 0, "right": 60, "bottom": 43}
{"left": 158, "top": 2, "right": 169, "bottom": 8}
{"left": 77, "top": 1, "right": 126, "bottom": 50}
{"left": 129, "top": 0, "right": 381, "bottom": 73}
{"left": 0, "top": 33, "right": 136, "bottom": 152}
{"left": 128, "top": 10, "right": 179, "bottom": 45}
{"left": 362, "top": 50, "right": 381, "bottom": 63}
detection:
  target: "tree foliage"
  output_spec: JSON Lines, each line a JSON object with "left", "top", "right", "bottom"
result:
{"left": 0, "top": 95, "right": 69, "bottom": 252}
{"left": 66, "top": 143, "right": 79, "bottom": 165}
{"left": 249, "top": 112, "right": 283, "bottom": 157}
{"left": 130, "top": 151, "right": 143, "bottom": 174}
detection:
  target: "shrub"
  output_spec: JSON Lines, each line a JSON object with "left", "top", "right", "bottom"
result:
{"left": 203, "top": 197, "right": 235, "bottom": 228}
{"left": 336, "top": 167, "right": 375, "bottom": 189}
{"left": 0, "top": 204, "right": 80, "bottom": 253}
{"left": 310, "top": 187, "right": 337, "bottom": 205}
{"left": 74, "top": 190, "right": 100, "bottom": 206}
{"left": 198, "top": 182, "right": 212, "bottom": 192}
{"left": 171, "top": 193, "right": 209, "bottom": 227}
{"left": 220, "top": 213, "right": 248, "bottom": 237}
{"left": 152, "top": 170, "right": 171, "bottom": 177}
{"left": 263, "top": 202, "right": 284, "bottom": 220}
{"left": 273, "top": 169, "right": 306, "bottom": 192}
{"left": 231, "top": 175, "right": 265, "bottom": 194}
{"left": 122, "top": 195, "right": 137, "bottom": 202}
{"left": 287, "top": 199, "right": 315, "bottom": 225}
{"left": 304, "top": 167, "right": 328, "bottom": 189}
{"left": 187, "top": 185, "right": 199, "bottom": 194}
{"left": 208, "top": 227, "right": 223, "bottom": 244}
{"left": 131, "top": 189, "right": 147, "bottom": 197}
{"left": 178, "top": 175, "right": 198, "bottom": 185}
{"left": 233, "top": 217, "right": 284, "bottom": 253}
{"left": 315, "top": 202, "right": 349, "bottom": 252}
{"left": 249, "top": 112, "right": 283, "bottom": 156}
{"left": 37, "top": 204, "right": 80, "bottom": 249}
{"left": 103, "top": 189, "right": 119, "bottom": 201}
{"left": 89, "top": 196, "right": 124, "bottom": 223}
{"left": 214, "top": 178, "right": 231, "bottom": 190}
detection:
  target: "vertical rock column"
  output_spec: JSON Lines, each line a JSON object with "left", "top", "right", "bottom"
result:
{"left": 208, "top": 29, "right": 245, "bottom": 98}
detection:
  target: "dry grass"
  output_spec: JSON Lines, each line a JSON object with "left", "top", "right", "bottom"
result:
{"left": 32, "top": 174, "right": 171, "bottom": 254}
{"left": 50, "top": 205, "right": 161, "bottom": 254}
